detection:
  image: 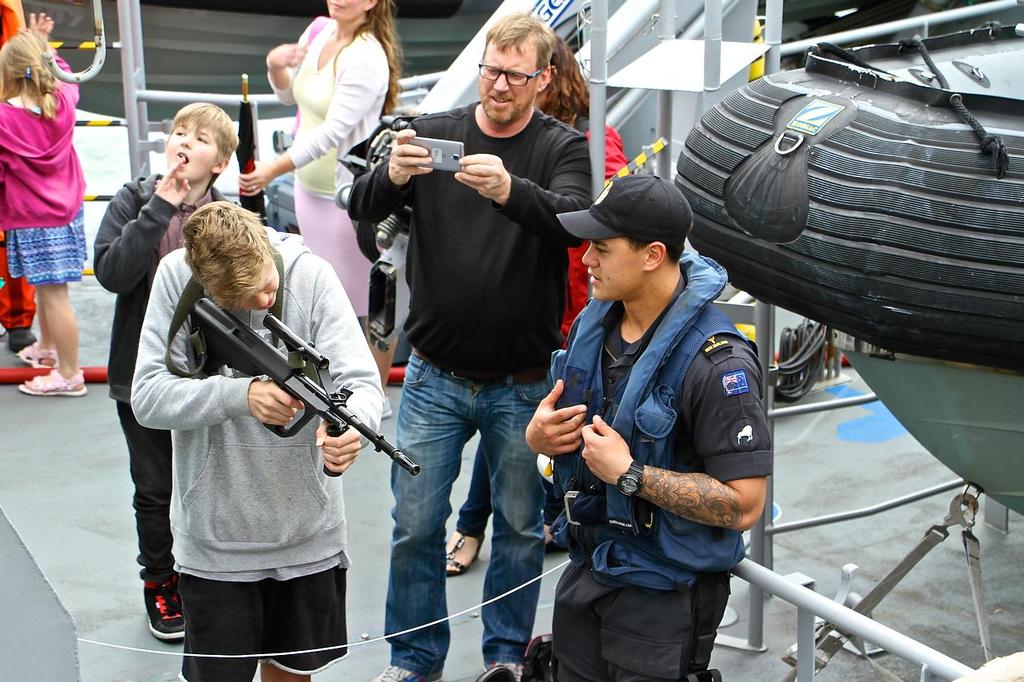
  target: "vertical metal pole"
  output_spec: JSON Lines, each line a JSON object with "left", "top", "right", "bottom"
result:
{"left": 764, "top": 0, "right": 783, "bottom": 75}
{"left": 656, "top": 0, "right": 675, "bottom": 179}
{"left": 589, "top": 0, "right": 608, "bottom": 199}
{"left": 251, "top": 100, "right": 261, "bottom": 161}
{"left": 118, "top": 0, "right": 150, "bottom": 177}
{"left": 703, "top": 0, "right": 722, "bottom": 94}
{"left": 797, "top": 606, "right": 816, "bottom": 682}
{"left": 747, "top": 298, "right": 776, "bottom": 650}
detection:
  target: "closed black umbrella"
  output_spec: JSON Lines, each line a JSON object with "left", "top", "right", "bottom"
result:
{"left": 237, "top": 74, "right": 266, "bottom": 220}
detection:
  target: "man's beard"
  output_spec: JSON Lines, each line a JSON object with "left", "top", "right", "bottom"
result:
{"left": 481, "top": 95, "right": 522, "bottom": 126}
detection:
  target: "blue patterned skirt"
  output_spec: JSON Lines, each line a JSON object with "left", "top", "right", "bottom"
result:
{"left": 6, "top": 207, "right": 86, "bottom": 285}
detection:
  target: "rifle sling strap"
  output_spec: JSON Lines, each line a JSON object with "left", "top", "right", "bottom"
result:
{"left": 164, "top": 249, "right": 286, "bottom": 378}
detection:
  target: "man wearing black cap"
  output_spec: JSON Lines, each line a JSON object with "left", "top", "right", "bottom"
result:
{"left": 526, "top": 174, "right": 772, "bottom": 681}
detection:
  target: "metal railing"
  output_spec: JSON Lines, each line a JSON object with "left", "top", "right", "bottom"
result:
{"left": 732, "top": 559, "right": 975, "bottom": 681}
{"left": 781, "top": 0, "right": 1021, "bottom": 57}
{"left": 44, "top": 0, "right": 106, "bottom": 83}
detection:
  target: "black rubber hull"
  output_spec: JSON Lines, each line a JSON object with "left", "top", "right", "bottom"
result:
{"left": 676, "top": 35, "right": 1024, "bottom": 371}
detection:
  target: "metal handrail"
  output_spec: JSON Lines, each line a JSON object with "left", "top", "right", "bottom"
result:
{"left": 769, "top": 392, "right": 877, "bottom": 419}
{"left": 733, "top": 559, "right": 975, "bottom": 681}
{"left": 781, "top": 0, "right": 1020, "bottom": 57}
{"left": 399, "top": 71, "right": 444, "bottom": 91}
{"left": 767, "top": 479, "right": 964, "bottom": 535}
{"left": 44, "top": 0, "right": 106, "bottom": 83}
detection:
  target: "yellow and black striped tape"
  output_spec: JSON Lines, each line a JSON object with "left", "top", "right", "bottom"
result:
{"left": 83, "top": 195, "right": 114, "bottom": 202}
{"left": 48, "top": 41, "right": 120, "bottom": 50}
{"left": 76, "top": 119, "right": 126, "bottom": 127}
{"left": 49, "top": 41, "right": 97, "bottom": 50}
{"left": 605, "top": 137, "right": 668, "bottom": 187}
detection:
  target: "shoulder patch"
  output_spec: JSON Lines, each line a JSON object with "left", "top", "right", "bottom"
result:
{"left": 702, "top": 335, "right": 731, "bottom": 356}
{"left": 721, "top": 369, "right": 750, "bottom": 397}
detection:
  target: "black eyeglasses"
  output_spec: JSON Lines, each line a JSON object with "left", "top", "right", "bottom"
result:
{"left": 478, "top": 63, "right": 544, "bottom": 86}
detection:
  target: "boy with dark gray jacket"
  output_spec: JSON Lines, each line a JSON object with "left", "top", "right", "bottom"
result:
{"left": 132, "top": 201, "right": 383, "bottom": 682}
{"left": 93, "top": 103, "right": 236, "bottom": 640}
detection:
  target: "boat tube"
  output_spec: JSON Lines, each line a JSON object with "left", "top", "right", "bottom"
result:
{"left": 675, "top": 25, "right": 1024, "bottom": 371}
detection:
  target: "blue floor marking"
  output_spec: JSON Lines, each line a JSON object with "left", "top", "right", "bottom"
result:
{"left": 826, "top": 385, "right": 908, "bottom": 443}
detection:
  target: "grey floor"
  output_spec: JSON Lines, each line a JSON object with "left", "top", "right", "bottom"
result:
{"left": 1, "top": 277, "right": 1022, "bottom": 682}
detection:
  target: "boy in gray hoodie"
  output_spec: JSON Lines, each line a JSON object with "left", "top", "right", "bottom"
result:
{"left": 132, "top": 201, "right": 383, "bottom": 682}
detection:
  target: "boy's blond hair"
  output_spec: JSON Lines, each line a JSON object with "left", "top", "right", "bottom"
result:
{"left": 172, "top": 102, "right": 239, "bottom": 163}
{"left": 183, "top": 202, "right": 273, "bottom": 309}
{"left": 484, "top": 13, "right": 555, "bottom": 70}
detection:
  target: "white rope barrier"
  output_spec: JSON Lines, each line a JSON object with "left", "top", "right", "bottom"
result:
{"left": 78, "top": 559, "right": 571, "bottom": 660}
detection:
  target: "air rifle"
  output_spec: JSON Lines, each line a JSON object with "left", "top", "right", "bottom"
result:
{"left": 191, "top": 297, "right": 420, "bottom": 476}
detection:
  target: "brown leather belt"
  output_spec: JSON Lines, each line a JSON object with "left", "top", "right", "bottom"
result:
{"left": 416, "top": 351, "right": 547, "bottom": 385}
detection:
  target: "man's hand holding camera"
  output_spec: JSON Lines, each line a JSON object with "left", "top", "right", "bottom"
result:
{"left": 387, "top": 129, "right": 433, "bottom": 186}
{"left": 388, "top": 129, "right": 514, "bottom": 205}
{"left": 455, "top": 153, "right": 512, "bottom": 205}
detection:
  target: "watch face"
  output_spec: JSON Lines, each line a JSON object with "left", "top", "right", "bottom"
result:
{"left": 619, "top": 475, "right": 639, "bottom": 495}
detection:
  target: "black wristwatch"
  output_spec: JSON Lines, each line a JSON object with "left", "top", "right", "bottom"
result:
{"left": 616, "top": 461, "right": 645, "bottom": 497}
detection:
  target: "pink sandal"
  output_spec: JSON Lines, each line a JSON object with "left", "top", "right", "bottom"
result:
{"left": 19, "top": 369, "right": 87, "bottom": 397}
{"left": 16, "top": 342, "right": 58, "bottom": 369}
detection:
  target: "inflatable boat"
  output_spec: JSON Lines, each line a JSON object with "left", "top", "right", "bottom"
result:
{"left": 676, "top": 24, "right": 1024, "bottom": 371}
{"left": 676, "top": 24, "right": 1024, "bottom": 513}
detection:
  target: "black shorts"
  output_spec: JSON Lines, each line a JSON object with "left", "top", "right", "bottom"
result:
{"left": 552, "top": 563, "right": 730, "bottom": 682}
{"left": 178, "top": 567, "right": 348, "bottom": 682}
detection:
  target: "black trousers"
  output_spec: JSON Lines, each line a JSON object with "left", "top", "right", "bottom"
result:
{"left": 552, "top": 562, "right": 730, "bottom": 682}
{"left": 116, "top": 400, "right": 175, "bottom": 583}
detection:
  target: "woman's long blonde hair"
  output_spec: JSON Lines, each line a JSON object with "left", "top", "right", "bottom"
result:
{"left": 0, "top": 30, "right": 60, "bottom": 119}
{"left": 358, "top": 0, "right": 403, "bottom": 114}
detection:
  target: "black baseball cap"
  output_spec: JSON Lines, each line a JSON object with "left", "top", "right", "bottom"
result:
{"left": 557, "top": 174, "right": 693, "bottom": 244}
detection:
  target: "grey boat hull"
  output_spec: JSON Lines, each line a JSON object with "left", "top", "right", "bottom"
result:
{"left": 842, "top": 344, "right": 1024, "bottom": 515}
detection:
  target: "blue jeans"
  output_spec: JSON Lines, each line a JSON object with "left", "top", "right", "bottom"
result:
{"left": 455, "top": 444, "right": 491, "bottom": 537}
{"left": 386, "top": 353, "right": 547, "bottom": 675}
{"left": 457, "top": 447, "right": 564, "bottom": 536}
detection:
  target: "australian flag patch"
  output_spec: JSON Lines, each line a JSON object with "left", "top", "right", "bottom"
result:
{"left": 721, "top": 369, "right": 750, "bottom": 397}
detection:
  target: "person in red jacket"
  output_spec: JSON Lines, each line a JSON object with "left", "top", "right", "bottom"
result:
{"left": 445, "top": 34, "right": 629, "bottom": 576}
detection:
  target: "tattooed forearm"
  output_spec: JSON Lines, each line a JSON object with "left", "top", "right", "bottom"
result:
{"left": 639, "top": 467, "right": 744, "bottom": 529}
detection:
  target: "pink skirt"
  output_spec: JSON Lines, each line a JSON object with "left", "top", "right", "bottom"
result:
{"left": 293, "top": 183, "right": 371, "bottom": 317}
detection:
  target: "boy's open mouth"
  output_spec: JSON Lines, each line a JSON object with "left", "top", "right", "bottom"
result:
{"left": 178, "top": 152, "right": 190, "bottom": 165}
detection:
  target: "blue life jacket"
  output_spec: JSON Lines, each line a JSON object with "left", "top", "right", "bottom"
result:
{"left": 549, "top": 253, "right": 749, "bottom": 591}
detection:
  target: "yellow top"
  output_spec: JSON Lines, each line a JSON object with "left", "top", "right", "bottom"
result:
{"left": 292, "top": 44, "right": 347, "bottom": 195}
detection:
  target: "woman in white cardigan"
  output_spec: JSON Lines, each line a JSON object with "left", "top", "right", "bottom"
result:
{"left": 241, "top": 0, "right": 401, "bottom": 317}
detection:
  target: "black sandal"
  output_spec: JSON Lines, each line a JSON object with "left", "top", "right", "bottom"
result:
{"left": 445, "top": 531, "right": 483, "bottom": 577}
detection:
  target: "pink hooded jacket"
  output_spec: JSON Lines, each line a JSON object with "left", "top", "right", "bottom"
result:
{"left": 0, "top": 53, "right": 85, "bottom": 230}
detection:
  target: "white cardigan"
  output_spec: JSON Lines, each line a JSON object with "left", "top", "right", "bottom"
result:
{"left": 269, "top": 20, "right": 389, "bottom": 186}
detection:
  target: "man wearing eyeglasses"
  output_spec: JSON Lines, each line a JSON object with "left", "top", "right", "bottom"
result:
{"left": 349, "top": 11, "right": 592, "bottom": 682}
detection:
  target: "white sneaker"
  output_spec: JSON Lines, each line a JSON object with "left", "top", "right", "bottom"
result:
{"left": 372, "top": 665, "right": 442, "bottom": 682}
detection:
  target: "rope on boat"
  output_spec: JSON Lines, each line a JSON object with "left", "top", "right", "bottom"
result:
{"left": 76, "top": 559, "right": 571, "bottom": 659}
{"left": 896, "top": 38, "right": 1010, "bottom": 178}
{"left": 810, "top": 38, "right": 1011, "bottom": 179}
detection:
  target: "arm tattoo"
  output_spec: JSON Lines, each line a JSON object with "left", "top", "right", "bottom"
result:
{"left": 639, "top": 467, "right": 743, "bottom": 529}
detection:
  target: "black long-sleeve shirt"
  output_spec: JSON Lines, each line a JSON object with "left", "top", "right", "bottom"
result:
{"left": 93, "top": 176, "right": 224, "bottom": 401}
{"left": 349, "top": 105, "right": 592, "bottom": 374}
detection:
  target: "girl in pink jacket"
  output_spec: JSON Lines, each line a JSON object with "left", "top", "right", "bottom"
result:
{"left": 0, "top": 13, "right": 87, "bottom": 396}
